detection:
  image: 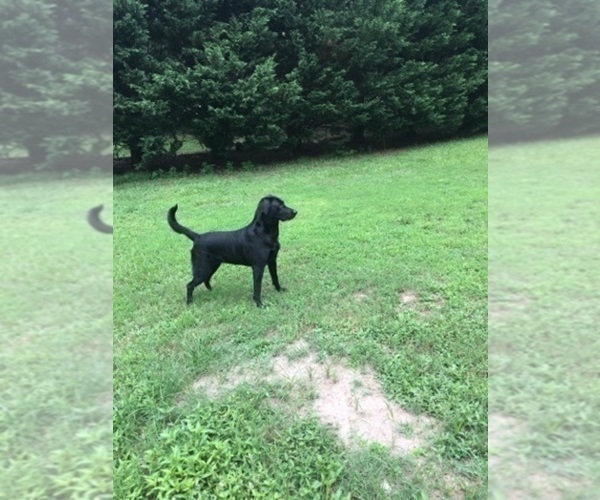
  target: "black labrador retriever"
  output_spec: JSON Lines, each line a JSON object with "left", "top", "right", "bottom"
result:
{"left": 87, "top": 205, "right": 113, "bottom": 234}
{"left": 167, "top": 196, "right": 297, "bottom": 307}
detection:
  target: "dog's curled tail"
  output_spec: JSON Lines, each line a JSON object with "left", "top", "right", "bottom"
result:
{"left": 87, "top": 205, "right": 113, "bottom": 234}
{"left": 167, "top": 205, "right": 199, "bottom": 241}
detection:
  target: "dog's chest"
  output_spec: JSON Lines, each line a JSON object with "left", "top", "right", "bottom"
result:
{"left": 266, "top": 240, "right": 280, "bottom": 260}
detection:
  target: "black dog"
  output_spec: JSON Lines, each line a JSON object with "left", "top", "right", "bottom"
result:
{"left": 87, "top": 205, "right": 113, "bottom": 234}
{"left": 167, "top": 196, "right": 297, "bottom": 307}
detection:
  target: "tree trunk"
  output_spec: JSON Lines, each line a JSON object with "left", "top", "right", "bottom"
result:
{"left": 23, "top": 138, "right": 48, "bottom": 164}
{"left": 350, "top": 125, "right": 366, "bottom": 147}
{"left": 128, "top": 139, "right": 143, "bottom": 165}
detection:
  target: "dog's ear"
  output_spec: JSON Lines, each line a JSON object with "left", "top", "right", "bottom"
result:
{"left": 254, "top": 197, "right": 270, "bottom": 221}
{"left": 261, "top": 197, "right": 272, "bottom": 215}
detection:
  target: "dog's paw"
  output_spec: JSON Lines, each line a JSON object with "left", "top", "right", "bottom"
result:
{"left": 277, "top": 286, "right": 287, "bottom": 292}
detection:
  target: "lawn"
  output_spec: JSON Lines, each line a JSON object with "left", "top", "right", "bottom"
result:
{"left": 113, "top": 137, "right": 487, "bottom": 498}
{"left": 0, "top": 173, "right": 113, "bottom": 498}
{"left": 489, "top": 136, "right": 600, "bottom": 498}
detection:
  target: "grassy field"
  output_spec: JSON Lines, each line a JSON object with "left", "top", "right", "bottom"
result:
{"left": 113, "top": 137, "right": 487, "bottom": 498}
{"left": 489, "top": 137, "right": 600, "bottom": 498}
{"left": 0, "top": 173, "right": 113, "bottom": 497}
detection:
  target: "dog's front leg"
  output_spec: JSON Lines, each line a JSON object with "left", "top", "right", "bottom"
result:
{"left": 252, "top": 265, "right": 265, "bottom": 307}
{"left": 268, "top": 259, "right": 285, "bottom": 292}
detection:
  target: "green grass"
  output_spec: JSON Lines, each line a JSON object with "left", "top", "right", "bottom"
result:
{"left": 489, "top": 137, "right": 600, "bottom": 498}
{"left": 113, "top": 137, "right": 487, "bottom": 498}
{"left": 0, "top": 173, "right": 113, "bottom": 498}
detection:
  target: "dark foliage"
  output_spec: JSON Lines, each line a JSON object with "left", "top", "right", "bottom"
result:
{"left": 113, "top": 0, "right": 488, "bottom": 166}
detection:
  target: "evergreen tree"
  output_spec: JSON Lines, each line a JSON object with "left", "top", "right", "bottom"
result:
{"left": 113, "top": 0, "right": 159, "bottom": 164}
{"left": 112, "top": 0, "right": 488, "bottom": 162}
{"left": 181, "top": 6, "right": 301, "bottom": 155}
{"left": 489, "top": 0, "right": 599, "bottom": 142}
{"left": 0, "top": 0, "right": 111, "bottom": 164}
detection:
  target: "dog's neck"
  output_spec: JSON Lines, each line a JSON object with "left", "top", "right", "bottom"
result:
{"left": 253, "top": 218, "right": 279, "bottom": 240}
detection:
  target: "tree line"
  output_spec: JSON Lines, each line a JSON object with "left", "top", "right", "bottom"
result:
{"left": 114, "top": 0, "right": 487, "bottom": 165}
{"left": 4, "top": 0, "right": 599, "bottom": 169}
{"left": 0, "top": 0, "right": 111, "bottom": 166}
{"left": 489, "top": 0, "right": 600, "bottom": 143}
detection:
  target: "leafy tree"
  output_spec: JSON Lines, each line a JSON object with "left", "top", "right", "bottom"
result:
{"left": 113, "top": 0, "right": 159, "bottom": 164}
{"left": 460, "top": 0, "right": 488, "bottom": 133}
{"left": 181, "top": 8, "right": 301, "bottom": 156}
{"left": 489, "top": 0, "right": 600, "bottom": 142}
{"left": 397, "top": 0, "right": 486, "bottom": 138}
{"left": 113, "top": 0, "right": 488, "bottom": 162}
{"left": 0, "top": 0, "right": 111, "bottom": 164}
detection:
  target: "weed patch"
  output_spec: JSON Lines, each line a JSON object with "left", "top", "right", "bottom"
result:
{"left": 190, "top": 340, "right": 437, "bottom": 456}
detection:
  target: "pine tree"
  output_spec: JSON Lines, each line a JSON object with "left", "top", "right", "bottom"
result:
{"left": 112, "top": 0, "right": 488, "bottom": 161}
{"left": 113, "top": 0, "right": 158, "bottom": 164}
{"left": 489, "top": 0, "right": 600, "bottom": 141}
{"left": 0, "top": 0, "right": 111, "bottom": 164}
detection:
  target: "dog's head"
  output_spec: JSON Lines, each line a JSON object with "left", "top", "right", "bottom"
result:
{"left": 255, "top": 195, "right": 297, "bottom": 224}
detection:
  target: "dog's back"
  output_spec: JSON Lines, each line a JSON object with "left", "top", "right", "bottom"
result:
{"left": 195, "top": 229, "right": 257, "bottom": 265}
{"left": 168, "top": 205, "right": 253, "bottom": 264}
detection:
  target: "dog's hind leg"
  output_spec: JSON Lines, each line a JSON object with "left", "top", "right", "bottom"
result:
{"left": 204, "top": 262, "right": 221, "bottom": 290}
{"left": 187, "top": 277, "right": 204, "bottom": 304}
{"left": 187, "top": 251, "right": 209, "bottom": 303}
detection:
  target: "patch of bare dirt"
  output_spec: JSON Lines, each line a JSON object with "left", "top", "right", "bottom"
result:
{"left": 264, "top": 328, "right": 280, "bottom": 340}
{"left": 352, "top": 289, "right": 371, "bottom": 302}
{"left": 270, "top": 341, "right": 435, "bottom": 455}
{"left": 396, "top": 289, "right": 445, "bottom": 317}
{"left": 399, "top": 290, "right": 419, "bottom": 305}
{"left": 420, "top": 296, "right": 445, "bottom": 316}
{"left": 189, "top": 339, "right": 436, "bottom": 456}
{"left": 192, "top": 365, "right": 253, "bottom": 398}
